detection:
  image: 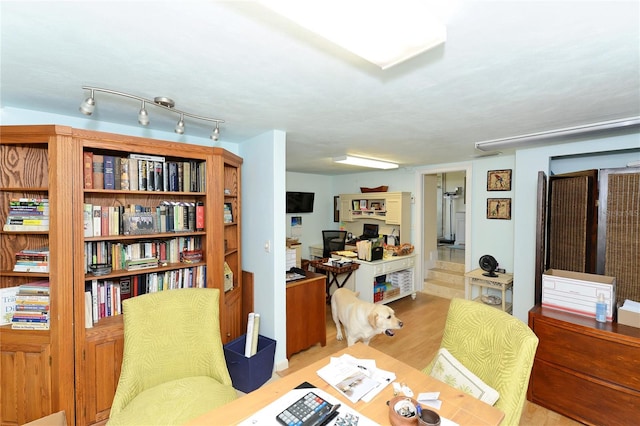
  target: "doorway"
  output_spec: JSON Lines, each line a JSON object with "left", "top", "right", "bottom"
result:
{"left": 416, "top": 165, "right": 472, "bottom": 295}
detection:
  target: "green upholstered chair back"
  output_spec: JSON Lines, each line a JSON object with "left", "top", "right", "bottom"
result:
{"left": 423, "top": 298, "right": 539, "bottom": 426}
{"left": 109, "top": 288, "right": 233, "bottom": 418}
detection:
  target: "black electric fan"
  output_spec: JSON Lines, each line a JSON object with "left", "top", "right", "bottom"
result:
{"left": 479, "top": 255, "right": 499, "bottom": 277}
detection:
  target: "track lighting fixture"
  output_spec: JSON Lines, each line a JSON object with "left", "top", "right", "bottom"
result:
{"left": 79, "top": 86, "right": 224, "bottom": 140}
{"left": 175, "top": 114, "right": 185, "bottom": 135}
{"left": 211, "top": 122, "right": 220, "bottom": 141}
{"left": 79, "top": 89, "right": 96, "bottom": 115}
{"left": 137, "top": 101, "right": 149, "bottom": 126}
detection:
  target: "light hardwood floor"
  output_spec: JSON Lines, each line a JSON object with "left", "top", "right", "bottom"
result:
{"left": 278, "top": 291, "right": 580, "bottom": 426}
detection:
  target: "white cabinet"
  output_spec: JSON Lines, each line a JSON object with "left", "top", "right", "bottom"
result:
{"left": 338, "top": 192, "right": 411, "bottom": 243}
{"left": 353, "top": 254, "right": 417, "bottom": 304}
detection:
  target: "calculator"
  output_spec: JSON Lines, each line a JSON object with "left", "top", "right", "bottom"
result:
{"left": 276, "top": 391, "right": 339, "bottom": 426}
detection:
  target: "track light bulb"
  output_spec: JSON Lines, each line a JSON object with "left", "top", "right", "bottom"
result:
{"left": 210, "top": 123, "right": 220, "bottom": 141}
{"left": 138, "top": 102, "right": 150, "bottom": 126}
{"left": 175, "top": 115, "right": 185, "bottom": 134}
{"left": 79, "top": 90, "right": 96, "bottom": 115}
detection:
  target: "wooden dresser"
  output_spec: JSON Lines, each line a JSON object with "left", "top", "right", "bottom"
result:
{"left": 528, "top": 305, "right": 640, "bottom": 425}
{"left": 286, "top": 272, "right": 326, "bottom": 358}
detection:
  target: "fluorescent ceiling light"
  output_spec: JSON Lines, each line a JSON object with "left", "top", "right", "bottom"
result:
{"left": 334, "top": 155, "right": 399, "bottom": 169}
{"left": 261, "top": 1, "right": 447, "bottom": 69}
{"left": 475, "top": 117, "right": 640, "bottom": 152}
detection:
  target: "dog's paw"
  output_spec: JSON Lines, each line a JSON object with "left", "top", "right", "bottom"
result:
{"left": 336, "top": 332, "right": 344, "bottom": 341}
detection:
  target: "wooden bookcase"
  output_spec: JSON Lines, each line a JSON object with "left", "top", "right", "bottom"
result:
{"left": 0, "top": 125, "right": 75, "bottom": 425}
{"left": 0, "top": 125, "right": 243, "bottom": 425}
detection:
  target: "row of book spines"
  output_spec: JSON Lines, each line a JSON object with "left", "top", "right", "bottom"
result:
{"left": 85, "top": 266, "right": 207, "bottom": 326}
{"left": 83, "top": 203, "right": 205, "bottom": 237}
{"left": 84, "top": 236, "right": 202, "bottom": 271}
{"left": 83, "top": 152, "right": 206, "bottom": 192}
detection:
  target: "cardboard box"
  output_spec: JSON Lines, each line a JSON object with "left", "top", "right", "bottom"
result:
{"left": 23, "top": 411, "right": 66, "bottom": 426}
{"left": 542, "top": 269, "right": 615, "bottom": 321}
{"left": 618, "top": 300, "right": 640, "bottom": 328}
{"left": 224, "top": 334, "right": 276, "bottom": 393}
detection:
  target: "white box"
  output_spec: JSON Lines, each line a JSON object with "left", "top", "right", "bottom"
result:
{"left": 542, "top": 269, "right": 615, "bottom": 321}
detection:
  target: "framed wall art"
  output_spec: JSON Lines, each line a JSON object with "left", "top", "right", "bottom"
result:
{"left": 487, "top": 198, "right": 512, "bottom": 220}
{"left": 487, "top": 169, "right": 512, "bottom": 191}
{"left": 334, "top": 196, "right": 339, "bottom": 222}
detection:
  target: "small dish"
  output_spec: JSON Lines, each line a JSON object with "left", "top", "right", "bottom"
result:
{"left": 481, "top": 295, "right": 502, "bottom": 305}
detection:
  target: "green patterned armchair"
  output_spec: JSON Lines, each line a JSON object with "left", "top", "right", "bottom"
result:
{"left": 422, "top": 298, "right": 539, "bottom": 426}
{"left": 107, "top": 288, "right": 237, "bottom": 425}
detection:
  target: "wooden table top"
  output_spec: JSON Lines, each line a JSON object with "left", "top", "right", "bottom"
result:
{"left": 188, "top": 343, "right": 504, "bottom": 425}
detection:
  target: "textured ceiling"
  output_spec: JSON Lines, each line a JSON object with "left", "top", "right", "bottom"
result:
{"left": 1, "top": 1, "right": 639, "bottom": 175}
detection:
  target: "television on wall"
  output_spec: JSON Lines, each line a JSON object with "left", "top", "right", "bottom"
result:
{"left": 286, "top": 192, "right": 315, "bottom": 213}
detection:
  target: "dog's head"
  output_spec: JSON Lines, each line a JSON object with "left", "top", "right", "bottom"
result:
{"left": 368, "top": 304, "right": 403, "bottom": 337}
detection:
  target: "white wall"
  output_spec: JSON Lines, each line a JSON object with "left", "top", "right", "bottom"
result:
{"left": 240, "top": 130, "right": 287, "bottom": 368}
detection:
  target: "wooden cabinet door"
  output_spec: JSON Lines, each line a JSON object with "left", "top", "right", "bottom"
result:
{"left": 385, "top": 195, "right": 402, "bottom": 224}
{"left": 0, "top": 338, "right": 52, "bottom": 425}
{"left": 340, "top": 197, "right": 353, "bottom": 222}
{"left": 222, "top": 288, "right": 243, "bottom": 344}
{"left": 78, "top": 333, "right": 124, "bottom": 425}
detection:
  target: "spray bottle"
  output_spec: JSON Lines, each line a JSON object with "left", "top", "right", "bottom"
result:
{"left": 596, "top": 293, "right": 607, "bottom": 323}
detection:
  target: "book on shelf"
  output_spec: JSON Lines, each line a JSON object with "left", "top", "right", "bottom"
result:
{"left": 146, "top": 159, "right": 155, "bottom": 191}
{"left": 10, "top": 322, "right": 50, "bottom": 330}
{"left": 120, "top": 157, "right": 130, "bottom": 190}
{"left": 129, "top": 153, "right": 166, "bottom": 163}
{"left": 0, "top": 286, "right": 20, "bottom": 326}
{"left": 104, "top": 155, "right": 115, "bottom": 189}
{"left": 83, "top": 203, "right": 93, "bottom": 237}
{"left": 154, "top": 161, "right": 164, "bottom": 191}
{"left": 196, "top": 202, "right": 205, "bottom": 231}
{"left": 138, "top": 159, "right": 147, "bottom": 191}
{"left": 93, "top": 154, "right": 104, "bottom": 189}
{"left": 125, "top": 257, "right": 159, "bottom": 271}
{"left": 3, "top": 224, "right": 49, "bottom": 232}
{"left": 83, "top": 151, "right": 94, "bottom": 189}
{"left": 223, "top": 203, "right": 233, "bottom": 224}
{"left": 16, "top": 280, "right": 50, "bottom": 295}
{"left": 7, "top": 217, "right": 49, "bottom": 225}
{"left": 84, "top": 291, "right": 93, "bottom": 328}
{"left": 11, "top": 281, "right": 50, "bottom": 330}
{"left": 129, "top": 157, "right": 138, "bottom": 191}
{"left": 114, "top": 155, "right": 122, "bottom": 190}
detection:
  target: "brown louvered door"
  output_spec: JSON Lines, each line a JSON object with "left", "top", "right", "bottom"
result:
{"left": 546, "top": 170, "right": 599, "bottom": 273}
{"left": 598, "top": 168, "right": 640, "bottom": 307}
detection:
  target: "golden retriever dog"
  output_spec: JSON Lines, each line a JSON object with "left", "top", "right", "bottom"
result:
{"left": 331, "top": 288, "right": 403, "bottom": 346}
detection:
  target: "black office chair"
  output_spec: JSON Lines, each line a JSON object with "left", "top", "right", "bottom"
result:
{"left": 322, "top": 230, "right": 347, "bottom": 258}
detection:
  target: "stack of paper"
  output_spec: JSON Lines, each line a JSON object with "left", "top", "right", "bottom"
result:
{"left": 316, "top": 354, "right": 395, "bottom": 403}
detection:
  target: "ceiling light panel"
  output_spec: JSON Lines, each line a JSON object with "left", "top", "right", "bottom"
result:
{"left": 261, "top": 1, "right": 447, "bottom": 69}
{"left": 334, "top": 155, "right": 399, "bottom": 169}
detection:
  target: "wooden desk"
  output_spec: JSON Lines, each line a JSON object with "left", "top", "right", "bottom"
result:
{"left": 286, "top": 272, "right": 326, "bottom": 358}
{"left": 188, "top": 343, "right": 505, "bottom": 425}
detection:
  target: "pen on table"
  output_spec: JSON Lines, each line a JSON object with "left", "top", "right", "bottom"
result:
{"left": 416, "top": 403, "right": 422, "bottom": 417}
